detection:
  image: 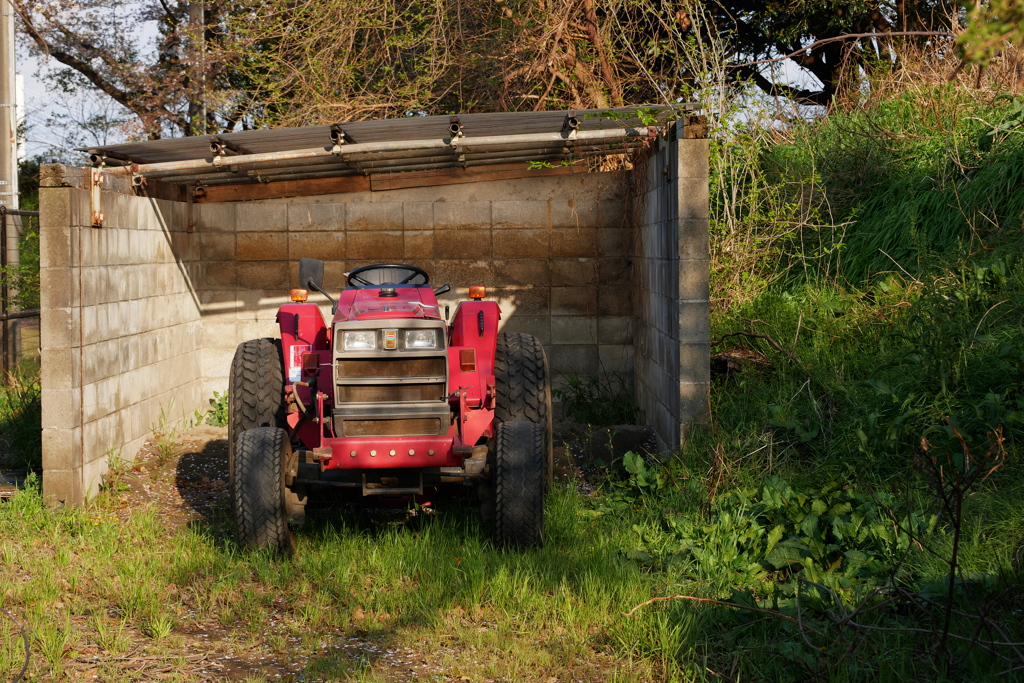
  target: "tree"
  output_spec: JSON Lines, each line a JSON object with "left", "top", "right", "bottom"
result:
{"left": 13, "top": 0, "right": 978, "bottom": 138}
{"left": 13, "top": 0, "right": 253, "bottom": 139}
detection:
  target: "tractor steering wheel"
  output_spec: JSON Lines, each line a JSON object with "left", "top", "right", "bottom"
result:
{"left": 347, "top": 263, "right": 430, "bottom": 288}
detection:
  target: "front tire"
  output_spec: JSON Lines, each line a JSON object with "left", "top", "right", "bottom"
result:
{"left": 494, "top": 333, "right": 554, "bottom": 488}
{"left": 233, "top": 427, "right": 294, "bottom": 554}
{"left": 493, "top": 420, "right": 545, "bottom": 548}
{"left": 228, "top": 338, "right": 286, "bottom": 489}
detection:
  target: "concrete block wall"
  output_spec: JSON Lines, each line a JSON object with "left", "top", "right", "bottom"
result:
{"left": 38, "top": 141, "right": 710, "bottom": 502}
{"left": 39, "top": 172, "right": 203, "bottom": 504}
{"left": 633, "top": 128, "right": 710, "bottom": 449}
{"left": 193, "top": 171, "right": 634, "bottom": 399}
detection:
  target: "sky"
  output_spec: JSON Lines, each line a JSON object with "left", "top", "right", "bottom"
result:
{"left": 16, "top": 2, "right": 158, "bottom": 162}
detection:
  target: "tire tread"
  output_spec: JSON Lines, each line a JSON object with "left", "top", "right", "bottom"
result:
{"left": 493, "top": 420, "right": 544, "bottom": 548}
{"left": 233, "top": 427, "right": 292, "bottom": 553}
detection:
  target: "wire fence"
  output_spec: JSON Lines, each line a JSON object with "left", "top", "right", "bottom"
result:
{"left": 0, "top": 206, "right": 40, "bottom": 381}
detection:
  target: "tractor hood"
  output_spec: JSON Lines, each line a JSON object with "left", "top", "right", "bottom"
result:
{"left": 334, "top": 286, "right": 441, "bottom": 322}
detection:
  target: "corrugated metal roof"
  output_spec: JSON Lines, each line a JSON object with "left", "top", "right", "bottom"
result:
{"left": 86, "top": 106, "right": 682, "bottom": 188}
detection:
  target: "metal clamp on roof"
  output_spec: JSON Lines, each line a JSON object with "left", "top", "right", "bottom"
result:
{"left": 562, "top": 110, "right": 579, "bottom": 136}
{"left": 330, "top": 125, "right": 350, "bottom": 154}
{"left": 448, "top": 116, "right": 464, "bottom": 141}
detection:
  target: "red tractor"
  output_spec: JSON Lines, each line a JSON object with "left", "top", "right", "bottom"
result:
{"left": 228, "top": 259, "right": 551, "bottom": 552}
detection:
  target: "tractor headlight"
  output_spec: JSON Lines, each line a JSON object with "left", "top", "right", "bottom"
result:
{"left": 404, "top": 329, "right": 438, "bottom": 350}
{"left": 343, "top": 330, "right": 376, "bottom": 351}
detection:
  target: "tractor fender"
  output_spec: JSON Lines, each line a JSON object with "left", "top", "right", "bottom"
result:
{"left": 449, "top": 301, "right": 501, "bottom": 445}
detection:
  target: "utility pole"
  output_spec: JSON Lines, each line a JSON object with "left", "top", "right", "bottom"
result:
{"left": 0, "top": 0, "right": 17, "bottom": 210}
{"left": 189, "top": 1, "right": 206, "bottom": 135}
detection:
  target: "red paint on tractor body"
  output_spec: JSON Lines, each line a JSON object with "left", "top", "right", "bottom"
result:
{"left": 276, "top": 281, "right": 501, "bottom": 473}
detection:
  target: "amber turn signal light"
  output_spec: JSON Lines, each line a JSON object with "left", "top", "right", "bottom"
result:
{"left": 469, "top": 286, "right": 486, "bottom": 300}
{"left": 290, "top": 288, "right": 308, "bottom": 302}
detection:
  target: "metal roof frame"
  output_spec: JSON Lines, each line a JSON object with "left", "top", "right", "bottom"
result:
{"left": 85, "top": 106, "right": 684, "bottom": 190}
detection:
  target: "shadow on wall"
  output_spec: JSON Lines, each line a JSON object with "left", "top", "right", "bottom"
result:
{"left": 167, "top": 172, "right": 639, "bottom": 399}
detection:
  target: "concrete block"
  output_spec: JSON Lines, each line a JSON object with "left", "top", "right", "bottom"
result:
{"left": 679, "top": 259, "right": 709, "bottom": 301}
{"left": 238, "top": 319, "right": 278, "bottom": 341}
{"left": 347, "top": 231, "right": 405, "bottom": 260}
{"left": 404, "top": 231, "right": 434, "bottom": 259}
{"left": 200, "top": 233, "right": 235, "bottom": 260}
{"left": 549, "top": 195, "right": 585, "bottom": 229}
{"left": 197, "top": 261, "right": 237, "bottom": 289}
{"left": 39, "top": 187, "right": 72, "bottom": 230}
{"left": 41, "top": 307, "right": 77, "bottom": 352}
{"left": 43, "top": 468, "right": 82, "bottom": 506}
{"left": 83, "top": 416, "right": 119, "bottom": 466}
{"left": 598, "top": 257, "right": 631, "bottom": 282}
{"left": 403, "top": 202, "right": 433, "bottom": 230}
{"left": 346, "top": 202, "right": 403, "bottom": 231}
{"left": 433, "top": 201, "right": 491, "bottom": 230}
{"left": 493, "top": 229, "right": 548, "bottom": 258}
{"left": 498, "top": 315, "right": 551, "bottom": 345}
{"left": 41, "top": 386, "right": 82, "bottom": 430}
{"left": 679, "top": 343, "right": 711, "bottom": 381}
{"left": 40, "top": 344, "right": 79, "bottom": 391}
{"left": 548, "top": 344, "right": 600, "bottom": 376}
{"left": 434, "top": 230, "right": 491, "bottom": 259}
{"left": 678, "top": 176, "right": 709, "bottom": 221}
{"left": 195, "top": 202, "right": 236, "bottom": 232}
{"left": 202, "top": 347, "right": 235, "bottom": 380}
{"left": 199, "top": 315, "right": 239, "bottom": 348}
{"left": 288, "top": 203, "right": 343, "bottom": 231}
{"left": 40, "top": 266, "right": 76, "bottom": 309}
{"left": 677, "top": 138, "right": 710, "bottom": 180}
{"left": 289, "top": 231, "right": 346, "bottom": 260}
{"left": 491, "top": 259, "right": 548, "bottom": 287}
{"left": 598, "top": 316, "right": 633, "bottom": 345}
{"left": 599, "top": 344, "right": 634, "bottom": 375}
{"left": 236, "top": 202, "right": 287, "bottom": 232}
{"left": 598, "top": 285, "right": 633, "bottom": 316}
{"left": 490, "top": 286, "right": 549, "bottom": 315}
{"left": 678, "top": 301, "right": 710, "bottom": 344}
{"left": 430, "top": 260, "right": 495, "bottom": 288}
{"left": 237, "top": 232, "right": 288, "bottom": 261}
{"left": 551, "top": 316, "right": 597, "bottom": 345}
{"left": 678, "top": 219, "right": 709, "bottom": 259}
{"left": 551, "top": 287, "right": 597, "bottom": 316}
{"left": 598, "top": 227, "right": 630, "bottom": 256}
{"left": 237, "top": 261, "right": 289, "bottom": 290}
{"left": 550, "top": 259, "right": 597, "bottom": 287}
{"left": 323, "top": 260, "right": 350, "bottom": 290}
{"left": 82, "top": 339, "right": 122, "bottom": 385}
{"left": 41, "top": 225, "right": 74, "bottom": 269}
{"left": 550, "top": 228, "right": 597, "bottom": 257}
{"left": 42, "top": 428, "right": 80, "bottom": 471}
{"left": 491, "top": 200, "right": 549, "bottom": 229}
{"left": 679, "top": 381, "right": 710, "bottom": 424}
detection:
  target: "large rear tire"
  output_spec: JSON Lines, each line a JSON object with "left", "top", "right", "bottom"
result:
{"left": 493, "top": 420, "right": 545, "bottom": 548}
{"left": 233, "top": 427, "right": 294, "bottom": 554}
{"left": 494, "top": 333, "right": 553, "bottom": 488}
{"left": 228, "top": 338, "right": 286, "bottom": 489}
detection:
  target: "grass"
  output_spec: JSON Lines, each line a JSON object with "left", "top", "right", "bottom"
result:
{"left": 0, "top": 477, "right": 687, "bottom": 681}
{"left": 0, "top": 433, "right": 1022, "bottom": 683}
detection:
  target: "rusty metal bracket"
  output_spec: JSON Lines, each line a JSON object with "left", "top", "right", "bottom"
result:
{"left": 89, "top": 168, "right": 105, "bottom": 227}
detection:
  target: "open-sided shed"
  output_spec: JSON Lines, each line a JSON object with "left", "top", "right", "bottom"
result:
{"left": 38, "top": 107, "right": 709, "bottom": 504}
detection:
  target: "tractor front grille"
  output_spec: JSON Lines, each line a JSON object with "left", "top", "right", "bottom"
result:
{"left": 342, "top": 418, "right": 444, "bottom": 437}
{"left": 337, "top": 384, "right": 445, "bottom": 403}
{"left": 336, "top": 358, "right": 445, "bottom": 379}
{"left": 332, "top": 341, "right": 450, "bottom": 437}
